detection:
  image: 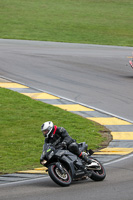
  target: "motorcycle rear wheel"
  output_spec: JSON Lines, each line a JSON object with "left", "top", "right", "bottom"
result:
{"left": 48, "top": 164, "right": 72, "bottom": 187}
{"left": 89, "top": 158, "right": 106, "bottom": 181}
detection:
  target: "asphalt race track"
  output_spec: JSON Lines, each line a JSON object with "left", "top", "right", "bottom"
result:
{"left": 0, "top": 39, "right": 133, "bottom": 200}
{"left": 1, "top": 39, "right": 133, "bottom": 122}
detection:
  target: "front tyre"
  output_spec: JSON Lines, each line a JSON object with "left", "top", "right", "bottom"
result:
{"left": 48, "top": 164, "right": 72, "bottom": 187}
{"left": 89, "top": 158, "right": 106, "bottom": 181}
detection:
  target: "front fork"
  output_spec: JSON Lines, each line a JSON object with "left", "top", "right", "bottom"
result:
{"left": 54, "top": 162, "right": 66, "bottom": 174}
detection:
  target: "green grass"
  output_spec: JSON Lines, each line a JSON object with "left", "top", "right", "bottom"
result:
{"left": 0, "top": 0, "right": 133, "bottom": 46}
{"left": 0, "top": 87, "right": 108, "bottom": 174}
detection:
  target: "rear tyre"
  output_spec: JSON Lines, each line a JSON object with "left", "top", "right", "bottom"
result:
{"left": 89, "top": 158, "right": 106, "bottom": 181}
{"left": 48, "top": 164, "right": 72, "bottom": 187}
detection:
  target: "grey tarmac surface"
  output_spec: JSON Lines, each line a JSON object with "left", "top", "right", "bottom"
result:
{"left": 0, "top": 155, "right": 133, "bottom": 200}
{"left": 0, "top": 39, "right": 133, "bottom": 200}
{"left": 0, "top": 39, "right": 133, "bottom": 122}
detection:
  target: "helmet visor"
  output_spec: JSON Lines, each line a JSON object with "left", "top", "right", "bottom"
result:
{"left": 42, "top": 129, "right": 49, "bottom": 137}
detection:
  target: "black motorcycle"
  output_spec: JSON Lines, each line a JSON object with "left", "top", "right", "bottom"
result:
{"left": 40, "top": 141, "right": 106, "bottom": 187}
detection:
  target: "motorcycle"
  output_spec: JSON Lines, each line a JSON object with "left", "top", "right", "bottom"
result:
{"left": 129, "top": 52, "right": 133, "bottom": 69}
{"left": 40, "top": 140, "right": 106, "bottom": 187}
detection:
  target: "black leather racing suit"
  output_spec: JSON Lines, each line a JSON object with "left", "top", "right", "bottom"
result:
{"left": 40, "top": 125, "right": 81, "bottom": 161}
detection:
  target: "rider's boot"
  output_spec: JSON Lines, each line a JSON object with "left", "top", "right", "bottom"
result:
{"left": 79, "top": 152, "right": 98, "bottom": 167}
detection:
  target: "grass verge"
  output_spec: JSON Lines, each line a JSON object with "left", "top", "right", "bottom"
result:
{"left": 0, "top": 87, "right": 110, "bottom": 174}
{"left": 0, "top": 0, "right": 133, "bottom": 46}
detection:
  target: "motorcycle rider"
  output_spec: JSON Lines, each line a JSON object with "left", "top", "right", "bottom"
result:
{"left": 40, "top": 121, "right": 98, "bottom": 167}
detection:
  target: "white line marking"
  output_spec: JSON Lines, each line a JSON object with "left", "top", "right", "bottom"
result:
{"left": 104, "top": 153, "right": 133, "bottom": 165}
{"left": 1, "top": 75, "right": 133, "bottom": 123}
{"left": 0, "top": 175, "right": 49, "bottom": 187}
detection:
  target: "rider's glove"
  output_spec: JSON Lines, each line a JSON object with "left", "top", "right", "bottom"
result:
{"left": 61, "top": 141, "right": 67, "bottom": 147}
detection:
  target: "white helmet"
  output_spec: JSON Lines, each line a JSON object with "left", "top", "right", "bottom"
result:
{"left": 41, "top": 121, "right": 54, "bottom": 138}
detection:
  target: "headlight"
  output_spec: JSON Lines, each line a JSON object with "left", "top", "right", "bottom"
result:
{"left": 41, "top": 160, "right": 47, "bottom": 165}
{"left": 48, "top": 151, "right": 54, "bottom": 160}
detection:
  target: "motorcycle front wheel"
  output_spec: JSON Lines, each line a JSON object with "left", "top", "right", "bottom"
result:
{"left": 48, "top": 164, "right": 72, "bottom": 187}
{"left": 89, "top": 158, "right": 106, "bottom": 181}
